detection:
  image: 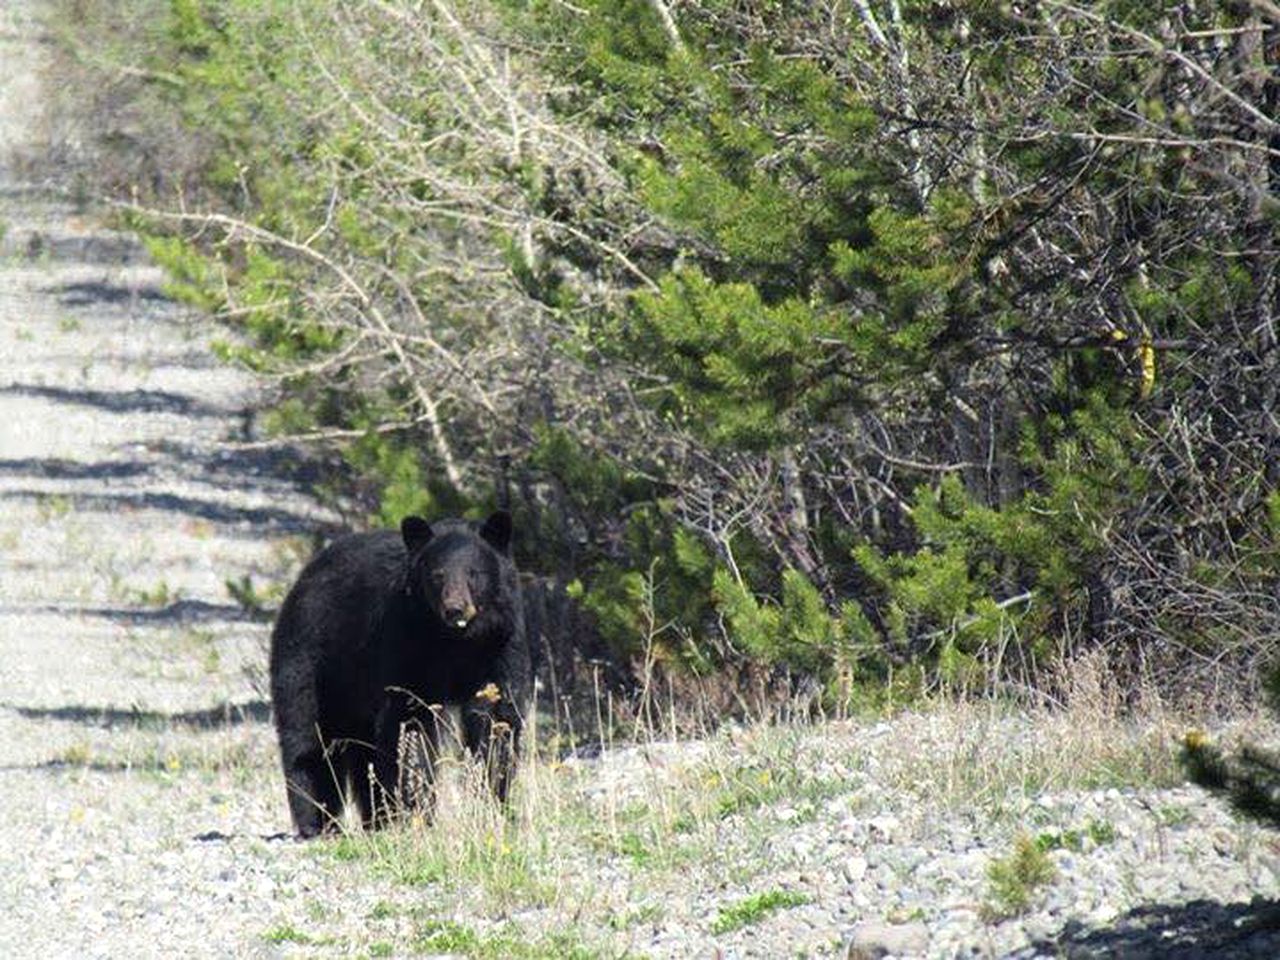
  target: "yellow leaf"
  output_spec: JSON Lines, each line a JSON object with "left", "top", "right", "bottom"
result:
{"left": 1139, "top": 337, "right": 1156, "bottom": 399}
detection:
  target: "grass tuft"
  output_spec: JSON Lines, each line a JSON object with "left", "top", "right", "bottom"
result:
{"left": 712, "top": 889, "right": 811, "bottom": 934}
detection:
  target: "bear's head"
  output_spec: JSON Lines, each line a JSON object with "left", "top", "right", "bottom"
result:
{"left": 401, "top": 511, "right": 513, "bottom": 633}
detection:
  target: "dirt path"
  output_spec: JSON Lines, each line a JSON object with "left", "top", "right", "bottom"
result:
{"left": 0, "top": 7, "right": 365, "bottom": 956}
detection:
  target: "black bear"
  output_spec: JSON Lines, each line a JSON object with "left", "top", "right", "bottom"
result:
{"left": 269, "top": 511, "right": 529, "bottom": 837}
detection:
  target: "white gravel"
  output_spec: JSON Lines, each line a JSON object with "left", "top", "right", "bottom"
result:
{"left": 0, "top": 7, "right": 354, "bottom": 958}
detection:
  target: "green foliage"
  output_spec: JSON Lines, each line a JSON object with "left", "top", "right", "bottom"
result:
{"left": 574, "top": 507, "right": 717, "bottom": 668}
{"left": 854, "top": 395, "right": 1146, "bottom": 669}
{"left": 68, "top": 0, "right": 1278, "bottom": 709}
{"left": 710, "top": 889, "right": 811, "bottom": 935}
{"left": 1033, "top": 818, "right": 1116, "bottom": 854}
{"left": 983, "top": 834, "right": 1057, "bottom": 920}
{"left": 224, "top": 574, "right": 278, "bottom": 620}
{"left": 144, "top": 235, "right": 222, "bottom": 313}
{"left": 262, "top": 924, "right": 315, "bottom": 946}
{"left": 345, "top": 431, "right": 441, "bottom": 528}
{"left": 412, "top": 920, "right": 597, "bottom": 960}
{"left": 712, "top": 568, "right": 877, "bottom": 680}
{"left": 632, "top": 269, "right": 853, "bottom": 449}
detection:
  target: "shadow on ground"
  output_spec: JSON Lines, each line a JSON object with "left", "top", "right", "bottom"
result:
{"left": 0, "top": 599, "right": 266, "bottom": 625}
{"left": 47, "top": 278, "right": 169, "bottom": 307}
{"left": 0, "top": 456, "right": 151, "bottom": 480}
{"left": 75, "top": 598, "right": 269, "bottom": 624}
{"left": 1025, "top": 897, "right": 1280, "bottom": 958}
{"left": 0, "top": 382, "right": 227, "bottom": 417}
{"left": 169, "top": 438, "right": 346, "bottom": 492}
{"left": 6, "top": 699, "right": 271, "bottom": 730}
{"left": 0, "top": 487, "right": 320, "bottom": 531}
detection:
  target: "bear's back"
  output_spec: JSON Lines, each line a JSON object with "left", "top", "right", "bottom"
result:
{"left": 272, "top": 530, "right": 407, "bottom": 658}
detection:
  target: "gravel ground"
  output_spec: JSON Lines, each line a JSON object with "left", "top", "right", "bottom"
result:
{"left": 0, "top": 6, "right": 357, "bottom": 957}
{"left": 4, "top": 4, "right": 1280, "bottom": 958}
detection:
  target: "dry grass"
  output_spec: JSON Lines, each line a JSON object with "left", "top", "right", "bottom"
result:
{"left": 873, "top": 657, "right": 1180, "bottom": 815}
{"left": 309, "top": 651, "right": 1273, "bottom": 952}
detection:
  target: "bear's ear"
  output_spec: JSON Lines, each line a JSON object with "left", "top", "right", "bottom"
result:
{"left": 479, "top": 510, "right": 513, "bottom": 553}
{"left": 401, "top": 516, "right": 434, "bottom": 553}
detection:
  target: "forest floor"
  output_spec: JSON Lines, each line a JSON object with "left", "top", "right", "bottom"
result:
{"left": 4, "top": 3, "right": 1280, "bottom": 958}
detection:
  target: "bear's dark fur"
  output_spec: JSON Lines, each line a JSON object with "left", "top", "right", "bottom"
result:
{"left": 269, "top": 511, "right": 530, "bottom": 837}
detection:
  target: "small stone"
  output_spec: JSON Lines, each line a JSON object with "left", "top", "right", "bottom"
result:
{"left": 868, "top": 815, "right": 901, "bottom": 840}
{"left": 843, "top": 856, "right": 869, "bottom": 883}
{"left": 841, "top": 920, "right": 930, "bottom": 959}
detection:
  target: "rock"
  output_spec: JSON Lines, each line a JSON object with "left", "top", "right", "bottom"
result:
{"left": 841, "top": 920, "right": 930, "bottom": 959}
{"left": 868, "top": 814, "right": 901, "bottom": 840}
{"left": 843, "top": 856, "right": 869, "bottom": 883}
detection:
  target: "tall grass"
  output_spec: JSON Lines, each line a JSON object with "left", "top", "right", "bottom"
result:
{"left": 310, "top": 647, "right": 1256, "bottom": 953}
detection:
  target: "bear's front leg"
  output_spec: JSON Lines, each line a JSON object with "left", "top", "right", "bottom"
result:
{"left": 462, "top": 685, "right": 521, "bottom": 806}
{"left": 372, "top": 695, "right": 441, "bottom": 827}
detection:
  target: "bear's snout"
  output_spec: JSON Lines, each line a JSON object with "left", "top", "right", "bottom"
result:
{"left": 443, "top": 601, "right": 477, "bottom": 629}
{"left": 440, "top": 582, "right": 477, "bottom": 628}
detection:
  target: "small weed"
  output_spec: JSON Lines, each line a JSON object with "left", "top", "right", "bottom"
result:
{"left": 413, "top": 920, "right": 596, "bottom": 959}
{"left": 367, "top": 900, "right": 398, "bottom": 920}
{"left": 711, "top": 762, "right": 844, "bottom": 824}
{"left": 606, "top": 903, "right": 663, "bottom": 930}
{"left": 368, "top": 942, "right": 394, "bottom": 958}
{"left": 305, "top": 899, "right": 329, "bottom": 922}
{"left": 1157, "top": 804, "right": 1193, "bottom": 828}
{"left": 225, "top": 573, "right": 279, "bottom": 619}
{"left": 36, "top": 493, "right": 73, "bottom": 521}
{"left": 1086, "top": 817, "right": 1117, "bottom": 845}
{"left": 130, "top": 580, "right": 179, "bottom": 607}
{"left": 415, "top": 920, "right": 482, "bottom": 954}
{"left": 175, "top": 626, "right": 222, "bottom": 673}
{"left": 58, "top": 742, "right": 93, "bottom": 766}
{"left": 1037, "top": 817, "right": 1117, "bottom": 852}
{"left": 263, "top": 924, "right": 312, "bottom": 945}
{"left": 711, "top": 889, "right": 811, "bottom": 934}
{"left": 618, "top": 830, "right": 653, "bottom": 866}
{"left": 327, "top": 811, "right": 552, "bottom": 909}
{"left": 183, "top": 519, "right": 214, "bottom": 539}
{"left": 983, "top": 834, "right": 1057, "bottom": 920}
{"left": 1034, "top": 827, "right": 1082, "bottom": 853}
{"left": 58, "top": 315, "right": 82, "bottom": 333}
{"left": 886, "top": 905, "right": 928, "bottom": 924}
